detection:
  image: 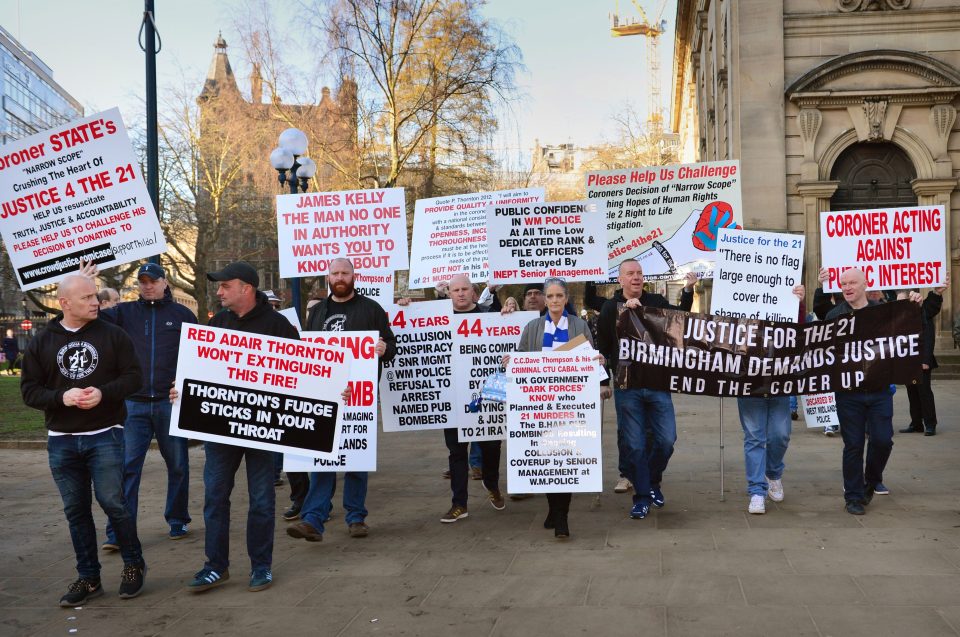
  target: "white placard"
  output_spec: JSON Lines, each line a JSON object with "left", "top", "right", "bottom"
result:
{"left": 276, "top": 187, "right": 408, "bottom": 277}
{"left": 800, "top": 393, "right": 839, "bottom": 429}
{"left": 453, "top": 311, "right": 538, "bottom": 442}
{"left": 278, "top": 307, "right": 302, "bottom": 331}
{"left": 585, "top": 160, "right": 742, "bottom": 281}
{"left": 487, "top": 200, "right": 607, "bottom": 284}
{"left": 380, "top": 300, "right": 456, "bottom": 432}
{"left": 170, "top": 324, "right": 349, "bottom": 456}
{"left": 819, "top": 206, "right": 946, "bottom": 292}
{"left": 408, "top": 188, "right": 545, "bottom": 289}
{"left": 353, "top": 271, "right": 394, "bottom": 308}
{"left": 710, "top": 228, "right": 804, "bottom": 322}
{"left": 283, "top": 331, "right": 379, "bottom": 472}
{"left": 506, "top": 351, "right": 602, "bottom": 493}
{"left": 0, "top": 107, "right": 166, "bottom": 290}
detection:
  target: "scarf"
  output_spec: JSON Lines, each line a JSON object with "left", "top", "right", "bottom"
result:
{"left": 542, "top": 310, "right": 570, "bottom": 350}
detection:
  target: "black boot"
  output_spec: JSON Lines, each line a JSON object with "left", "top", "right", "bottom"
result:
{"left": 925, "top": 424, "right": 937, "bottom": 436}
{"left": 543, "top": 509, "right": 555, "bottom": 529}
{"left": 554, "top": 512, "right": 569, "bottom": 539}
{"left": 899, "top": 423, "right": 924, "bottom": 433}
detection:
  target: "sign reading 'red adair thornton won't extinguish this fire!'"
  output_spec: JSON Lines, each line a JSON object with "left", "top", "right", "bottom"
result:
{"left": 616, "top": 302, "right": 922, "bottom": 397}
{"left": 170, "top": 325, "right": 350, "bottom": 457}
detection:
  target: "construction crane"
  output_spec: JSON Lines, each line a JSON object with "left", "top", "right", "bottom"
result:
{"left": 610, "top": 0, "right": 669, "bottom": 134}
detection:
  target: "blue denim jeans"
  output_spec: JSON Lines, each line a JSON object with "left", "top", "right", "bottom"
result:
{"left": 301, "top": 472, "right": 369, "bottom": 532}
{"left": 789, "top": 395, "right": 798, "bottom": 412}
{"left": 469, "top": 442, "right": 483, "bottom": 469}
{"left": 614, "top": 388, "right": 677, "bottom": 504}
{"left": 737, "top": 396, "right": 791, "bottom": 497}
{"left": 105, "top": 399, "right": 190, "bottom": 543}
{"left": 835, "top": 391, "right": 893, "bottom": 503}
{"left": 202, "top": 442, "right": 275, "bottom": 572}
{"left": 48, "top": 428, "right": 143, "bottom": 579}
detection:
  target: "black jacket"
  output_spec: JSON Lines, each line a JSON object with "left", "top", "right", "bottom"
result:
{"left": 21, "top": 317, "right": 142, "bottom": 434}
{"left": 211, "top": 292, "right": 300, "bottom": 340}
{"left": 596, "top": 287, "right": 694, "bottom": 385}
{"left": 102, "top": 286, "right": 198, "bottom": 400}
{"left": 304, "top": 293, "right": 397, "bottom": 376}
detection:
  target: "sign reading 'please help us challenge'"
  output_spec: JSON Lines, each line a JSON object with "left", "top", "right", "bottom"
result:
{"left": 0, "top": 108, "right": 165, "bottom": 290}
{"left": 170, "top": 325, "right": 350, "bottom": 457}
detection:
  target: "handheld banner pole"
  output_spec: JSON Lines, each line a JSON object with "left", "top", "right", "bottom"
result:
{"left": 719, "top": 396, "right": 725, "bottom": 502}
{"left": 593, "top": 397, "right": 605, "bottom": 510}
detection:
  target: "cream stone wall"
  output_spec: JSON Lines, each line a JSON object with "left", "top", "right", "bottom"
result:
{"left": 672, "top": 0, "right": 960, "bottom": 337}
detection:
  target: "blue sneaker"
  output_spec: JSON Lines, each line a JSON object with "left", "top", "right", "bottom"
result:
{"left": 650, "top": 487, "right": 665, "bottom": 508}
{"left": 630, "top": 501, "right": 650, "bottom": 519}
{"left": 249, "top": 569, "right": 273, "bottom": 592}
{"left": 169, "top": 523, "right": 188, "bottom": 540}
{"left": 187, "top": 567, "right": 229, "bottom": 593}
{"left": 874, "top": 483, "right": 889, "bottom": 495}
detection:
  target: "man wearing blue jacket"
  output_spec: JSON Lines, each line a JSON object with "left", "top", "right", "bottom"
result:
{"left": 101, "top": 263, "right": 197, "bottom": 549}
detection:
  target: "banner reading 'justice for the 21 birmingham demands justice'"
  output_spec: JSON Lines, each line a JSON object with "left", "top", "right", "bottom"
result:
{"left": 170, "top": 325, "right": 350, "bottom": 457}
{"left": 616, "top": 302, "right": 922, "bottom": 397}
{"left": 0, "top": 108, "right": 165, "bottom": 290}
{"left": 585, "top": 160, "right": 742, "bottom": 281}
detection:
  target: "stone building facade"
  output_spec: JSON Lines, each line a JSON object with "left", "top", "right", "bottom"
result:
{"left": 671, "top": 0, "right": 960, "bottom": 337}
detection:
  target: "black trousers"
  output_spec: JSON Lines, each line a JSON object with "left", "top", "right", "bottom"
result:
{"left": 443, "top": 428, "right": 501, "bottom": 508}
{"left": 546, "top": 493, "right": 571, "bottom": 515}
{"left": 288, "top": 472, "right": 309, "bottom": 507}
{"left": 906, "top": 369, "right": 937, "bottom": 428}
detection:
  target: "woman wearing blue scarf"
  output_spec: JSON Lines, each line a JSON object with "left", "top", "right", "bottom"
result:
{"left": 512, "top": 278, "right": 598, "bottom": 539}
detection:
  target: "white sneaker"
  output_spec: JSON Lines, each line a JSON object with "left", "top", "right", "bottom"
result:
{"left": 748, "top": 494, "right": 766, "bottom": 514}
{"left": 614, "top": 477, "right": 633, "bottom": 493}
{"left": 823, "top": 426, "right": 838, "bottom": 437}
{"left": 767, "top": 479, "right": 784, "bottom": 502}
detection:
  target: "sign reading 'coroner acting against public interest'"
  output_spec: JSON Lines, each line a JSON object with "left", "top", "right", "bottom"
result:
{"left": 0, "top": 108, "right": 166, "bottom": 290}
{"left": 170, "top": 325, "right": 350, "bottom": 457}
{"left": 819, "top": 205, "right": 946, "bottom": 293}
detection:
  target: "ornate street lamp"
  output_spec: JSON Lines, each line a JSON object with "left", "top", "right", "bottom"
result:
{"left": 270, "top": 128, "right": 318, "bottom": 318}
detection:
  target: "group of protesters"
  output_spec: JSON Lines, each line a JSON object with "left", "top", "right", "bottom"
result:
{"left": 19, "top": 253, "right": 947, "bottom": 607}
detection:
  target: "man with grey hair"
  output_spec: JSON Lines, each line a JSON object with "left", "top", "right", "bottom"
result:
{"left": 98, "top": 288, "right": 121, "bottom": 309}
{"left": 21, "top": 275, "right": 146, "bottom": 605}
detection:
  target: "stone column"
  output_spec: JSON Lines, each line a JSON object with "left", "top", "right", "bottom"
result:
{"left": 912, "top": 178, "right": 958, "bottom": 341}
{"left": 796, "top": 181, "right": 839, "bottom": 298}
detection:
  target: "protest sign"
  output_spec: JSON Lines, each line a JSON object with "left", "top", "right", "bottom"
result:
{"left": 711, "top": 228, "right": 804, "bottom": 321}
{"left": 170, "top": 324, "right": 349, "bottom": 456}
{"left": 276, "top": 187, "right": 407, "bottom": 277}
{"left": 506, "top": 352, "right": 602, "bottom": 493}
{"left": 284, "top": 331, "right": 379, "bottom": 472}
{"left": 453, "top": 310, "right": 538, "bottom": 442}
{"left": 278, "top": 307, "right": 301, "bottom": 331}
{"left": 819, "top": 206, "right": 945, "bottom": 292}
{"left": 380, "top": 300, "right": 456, "bottom": 432}
{"left": 0, "top": 108, "right": 165, "bottom": 290}
{"left": 408, "top": 188, "right": 545, "bottom": 289}
{"left": 353, "top": 271, "right": 394, "bottom": 308}
{"left": 800, "top": 393, "right": 839, "bottom": 429}
{"left": 487, "top": 200, "right": 607, "bottom": 284}
{"left": 585, "top": 160, "right": 742, "bottom": 281}
{"left": 616, "top": 302, "right": 922, "bottom": 397}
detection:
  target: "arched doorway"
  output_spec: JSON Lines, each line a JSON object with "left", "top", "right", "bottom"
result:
{"left": 829, "top": 142, "right": 917, "bottom": 211}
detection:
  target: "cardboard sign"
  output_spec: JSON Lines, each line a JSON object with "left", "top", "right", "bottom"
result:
{"left": 283, "top": 331, "right": 379, "bottom": 472}
{"left": 170, "top": 324, "right": 349, "bottom": 456}
{"left": 278, "top": 307, "right": 301, "bottom": 331}
{"left": 800, "top": 393, "right": 839, "bottom": 429}
{"left": 506, "top": 351, "right": 602, "bottom": 493}
{"left": 819, "top": 206, "right": 945, "bottom": 292}
{"left": 711, "top": 228, "right": 804, "bottom": 322}
{"left": 408, "top": 188, "right": 545, "bottom": 289}
{"left": 585, "top": 160, "right": 742, "bottom": 281}
{"left": 0, "top": 108, "right": 165, "bottom": 290}
{"left": 276, "top": 187, "right": 407, "bottom": 277}
{"left": 353, "top": 271, "right": 394, "bottom": 308}
{"left": 380, "top": 300, "right": 456, "bottom": 432}
{"left": 487, "top": 200, "right": 608, "bottom": 284}
{"left": 453, "top": 311, "right": 538, "bottom": 442}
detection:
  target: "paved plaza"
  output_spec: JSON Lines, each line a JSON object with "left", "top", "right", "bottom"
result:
{"left": 1, "top": 382, "right": 960, "bottom": 636}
